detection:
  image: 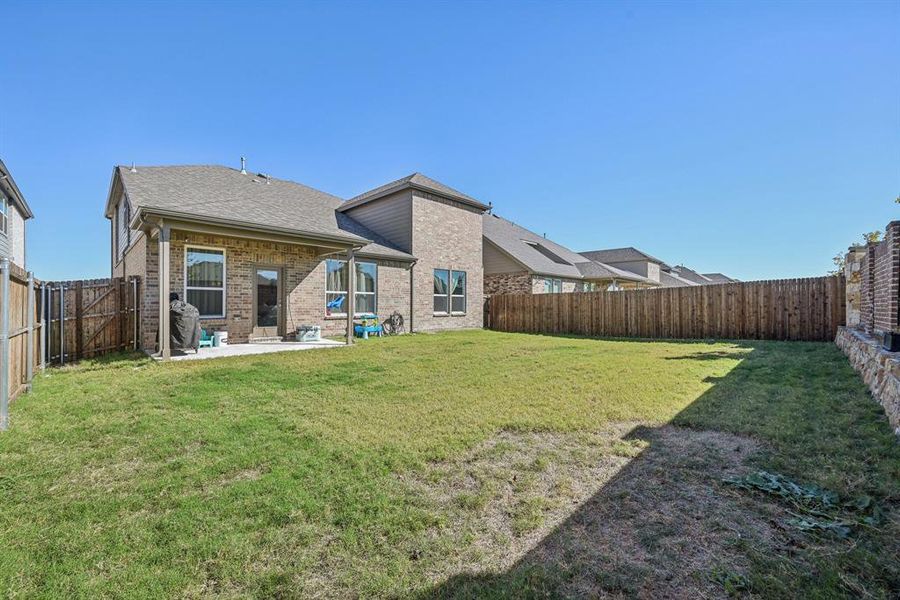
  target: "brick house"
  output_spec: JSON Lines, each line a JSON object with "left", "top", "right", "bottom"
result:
{"left": 483, "top": 213, "right": 658, "bottom": 295}
{"left": 578, "top": 247, "right": 735, "bottom": 288}
{"left": 104, "top": 165, "right": 487, "bottom": 358}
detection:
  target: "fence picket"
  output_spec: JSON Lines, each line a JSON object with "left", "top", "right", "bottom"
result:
{"left": 487, "top": 276, "right": 844, "bottom": 341}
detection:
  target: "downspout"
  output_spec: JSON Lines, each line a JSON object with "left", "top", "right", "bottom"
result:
{"left": 409, "top": 261, "right": 416, "bottom": 333}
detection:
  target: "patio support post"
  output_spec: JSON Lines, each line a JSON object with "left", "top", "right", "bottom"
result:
{"left": 346, "top": 247, "right": 355, "bottom": 345}
{"left": 158, "top": 223, "right": 171, "bottom": 360}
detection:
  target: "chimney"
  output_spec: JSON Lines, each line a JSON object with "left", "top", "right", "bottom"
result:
{"left": 130, "top": 162, "right": 137, "bottom": 173}
{"left": 240, "top": 157, "right": 247, "bottom": 175}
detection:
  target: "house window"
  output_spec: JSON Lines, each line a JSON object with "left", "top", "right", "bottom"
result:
{"left": 0, "top": 195, "right": 7, "bottom": 235}
{"left": 116, "top": 198, "right": 131, "bottom": 260}
{"left": 185, "top": 247, "right": 226, "bottom": 318}
{"left": 434, "top": 269, "right": 466, "bottom": 314}
{"left": 325, "top": 259, "right": 377, "bottom": 316}
{"left": 543, "top": 278, "right": 562, "bottom": 293}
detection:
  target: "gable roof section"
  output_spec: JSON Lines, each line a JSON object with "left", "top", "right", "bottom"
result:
{"left": 573, "top": 260, "right": 657, "bottom": 284}
{"left": 659, "top": 270, "right": 700, "bottom": 288}
{"left": 111, "top": 165, "right": 413, "bottom": 261}
{"left": 578, "top": 247, "right": 669, "bottom": 268}
{"left": 0, "top": 159, "right": 34, "bottom": 219}
{"left": 669, "top": 265, "right": 713, "bottom": 284}
{"left": 341, "top": 172, "right": 490, "bottom": 212}
{"left": 482, "top": 214, "right": 657, "bottom": 284}
{"left": 702, "top": 272, "right": 737, "bottom": 283}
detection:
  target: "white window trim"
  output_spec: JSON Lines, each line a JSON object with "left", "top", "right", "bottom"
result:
{"left": 325, "top": 259, "right": 377, "bottom": 317}
{"left": 433, "top": 268, "right": 449, "bottom": 316}
{"left": 116, "top": 197, "right": 131, "bottom": 261}
{"left": 0, "top": 195, "right": 8, "bottom": 236}
{"left": 450, "top": 270, "right": 467, "bottom": 315}
{"left": 184, "top": 245, "right": 227, "bottom": 319}
{"left": 433, "top": 268, "right": 467, "bottom": 316}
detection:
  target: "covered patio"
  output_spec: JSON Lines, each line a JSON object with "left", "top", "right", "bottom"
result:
{"left": 160, "top": 338, "right": 344, "bottom": 362}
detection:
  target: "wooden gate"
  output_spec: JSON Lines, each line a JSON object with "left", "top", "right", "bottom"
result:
{"left": 42, "top": 277, "right": 140, "bottom": 364}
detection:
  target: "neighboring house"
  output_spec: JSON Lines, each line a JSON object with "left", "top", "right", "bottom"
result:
{"left": 483, "top": 214, "right": 657, "bottom": 295}
{"left": 578, "top": 247, "right": 734, "bottom": 288}
{"left": 104, "top": 165, "right": 487, "bottom": 357}
{"left": 701, "top": 272, "right": 737, "bottom": 284}
{"left": 0, "top": 159, "right": 34, "bottom": 268}
{"left": 579, "top": 247, "right": 671, "bottom": 286}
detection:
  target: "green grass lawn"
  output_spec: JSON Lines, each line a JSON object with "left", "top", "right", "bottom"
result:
{"left": 0, "top": 330, "right": 897, "bottom": 598}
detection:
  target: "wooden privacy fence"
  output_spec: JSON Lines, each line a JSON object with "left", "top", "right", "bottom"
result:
{"left": 41, "top": 277, "right": 141, "bottom": 365}
{"left": 487, "top": 275, "right": 845, "bottom": 342}
{"left": 0, "top": 260, "right": 42, "bottom": 430}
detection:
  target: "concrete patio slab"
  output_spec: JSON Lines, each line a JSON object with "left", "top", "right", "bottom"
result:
{"left": 159, "top": 339, "right": 345, "bottom": 361}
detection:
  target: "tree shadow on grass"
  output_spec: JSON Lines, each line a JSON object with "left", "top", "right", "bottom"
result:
{"left": 417, "top": 341, "right": 900, "bottom": 599}
{"left": 663, "top": 351, "right": 744, "bottom": 361}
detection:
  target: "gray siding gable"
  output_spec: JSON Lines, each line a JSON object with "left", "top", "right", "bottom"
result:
{"left": 340, "top": 190, "right": 413, "bottom": 253}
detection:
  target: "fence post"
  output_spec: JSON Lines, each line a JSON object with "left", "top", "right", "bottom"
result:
{"left": 40, "top": 283, "right": 46, "bottom": 371}
{"left": 25, "top": 272, "right": 34, "bottom": 391}
{"left": 59, "top": 284, "right": 65, "bottom": 366}
{"left": 0, "top": 258, "right": 9, "bottom": 431}
{"left": 132, "top": 277, "right": 139, "bottom": 351}
{"left": 74, "top": 281, "right": 83, "bottom": 360}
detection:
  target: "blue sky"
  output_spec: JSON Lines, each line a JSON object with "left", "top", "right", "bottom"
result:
{"left": 1, "top": 1, "right": 897, "bottom": 281}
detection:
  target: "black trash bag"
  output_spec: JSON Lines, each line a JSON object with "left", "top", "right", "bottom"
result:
{"left": 169, "top": 299, "right": 201, "bottom": 350}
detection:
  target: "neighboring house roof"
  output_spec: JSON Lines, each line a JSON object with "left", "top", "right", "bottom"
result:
{"left": 573, "top": 260, "right": 658, "bottom": 285}
{"left": 659, "top": 270, "right": 700, "bottom": 288}
{"left": 482, "top": 213, "right": 657, "bottom": 284}
{"left": 669, "top": 265, "right": 713, "bottom": 285}
{"left": 110, "top": 165, "right": 413, "bottom": 261}
{"left": 0, "top": 159, "right": 35, "bottom": 220}
{"left": 578, "top": 247, "right": 669, "bottom": 269}
{"left": 702, "top": 272, "right": 737, "bottom": 283}
{"left": 341, "top": 172, "right": 490, "bottom": 212}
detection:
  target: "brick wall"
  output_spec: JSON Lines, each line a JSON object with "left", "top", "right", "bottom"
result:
{"left": 530, "top": 276, "right": 582, "bottom": 294}
{"left": 484, "top": 271, "right": 533, "bottom": 296}
{"left": 852, "top": 220, "right": 899, "bottom": 339}
{"left": 873, "top": 221, "right": 899, "bottom": 336}
{"left": 139, "top": 231, "right": 412, "bottom": 351}
{"left": 410, "top": 192, "right": 484, "bottom": 331}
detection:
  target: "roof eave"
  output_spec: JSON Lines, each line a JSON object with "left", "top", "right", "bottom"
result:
{"left": 341, "top": 181, "right": 489, "bottom": 213}
{"left": 0, "top": 159, "right": 35, "bottom": 220}
{"left": 354, "top": 250, "right": 417, "bottom": 263}
{"left": 133, "top": 207, "right": 372, "bottom": 248}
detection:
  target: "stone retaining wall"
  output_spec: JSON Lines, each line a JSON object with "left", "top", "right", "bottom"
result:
{"left": 836, "top": 326, "right": 900, "bottom": 435}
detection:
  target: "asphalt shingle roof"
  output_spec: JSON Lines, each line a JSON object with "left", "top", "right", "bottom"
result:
{"left": 117, "top": 165, "right": 413, "bottom": 261}
{"left": 342, "top": 172, "right": 489, "bottom": 211}
{"left": 578, "top": 247, "right": 669, "bottom": 268}
{"left": 659, "top": 270, "right": 699, "bottom": 288}
{"left": 669, "top": 265, "right": 713, "bottom": 284}
{"left": 483, "top": 214, "right": 655, "bottom": 284}
{"left": 702, "top": 272, "right": 737, "bottom": 283}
